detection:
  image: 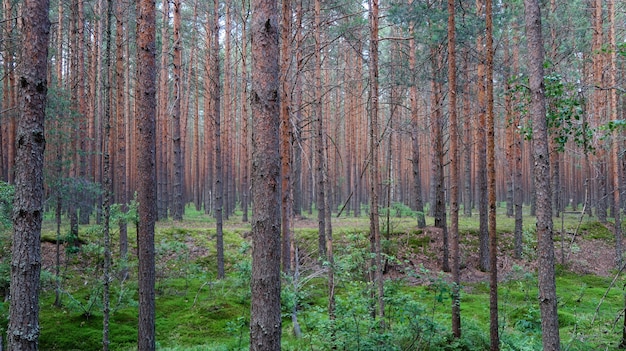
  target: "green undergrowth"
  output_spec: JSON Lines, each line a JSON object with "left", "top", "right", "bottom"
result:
{"left": 2, "top": 206, "right": 625, "bottom": 350}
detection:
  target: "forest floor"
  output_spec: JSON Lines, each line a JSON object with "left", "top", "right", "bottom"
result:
{"left": 39, "top": 217, "right": 618, "bottom": 283}
{"left": 19, "top": 209, "right": 626, "bottom": 350}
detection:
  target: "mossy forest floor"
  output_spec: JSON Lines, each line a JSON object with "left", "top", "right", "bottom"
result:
{"left": 1, "top": 205, "right": 625, "bottom": 350}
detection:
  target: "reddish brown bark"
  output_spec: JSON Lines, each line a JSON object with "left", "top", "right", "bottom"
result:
{"left": 524, "top": 0, "right": 561, "bottom": 348}
{"left": 486, "top": 0, "right": 498, "bottom": 348}
{"left": 280, "top": 0, "right": 292, "bottom": 272}
{"left": 136, "top": 0, "right": 157, "bottom": 347}
{"left": 249, "top": 0, "right": 282, "bottom": 344}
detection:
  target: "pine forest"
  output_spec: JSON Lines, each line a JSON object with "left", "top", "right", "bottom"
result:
{"left": 1, "top": 0, "right": 626, "bottom": 350}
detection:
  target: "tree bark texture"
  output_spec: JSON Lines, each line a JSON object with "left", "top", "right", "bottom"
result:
{"left": 524, "top": 0, "right": 561, "bottom": 349}
{"left": 369, "top": 0, "right": 384, "bottom": 319}
{"left": 8, "top": 0, "right": 50, "bottom": 348}
{"left": 171, "top": 0, "right": 184, "bottom": 221}
{"left": 249, "top": 0, "right": 282, "bottom": 346}
{"left": 409, "top": 7, "right": 425, "bottom": 228}
{"left": 475, "top": 0, "right": 489, "bottom": 271}
{"left": 136, "top": 0, "right": 157, "bottom": 347}
{"left": 486, "top": 0, "right": 499, "bottom": 348}
{"left": 448, "top": 0, "right": 461, "bottom": 338}
{"left": 314, "top": 0, "right": 326, "bottom": 260}
{"left": 213, "top": 0, "right": 225, "bottom": 280}
{"left": 280, "top": 0, "right": 292, "bottom": 272}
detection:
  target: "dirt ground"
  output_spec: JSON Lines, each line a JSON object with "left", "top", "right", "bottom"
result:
{"left": 40, "top": 218, "right": 620, "bottom": 286}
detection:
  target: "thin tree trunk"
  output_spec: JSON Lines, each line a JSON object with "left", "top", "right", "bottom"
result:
{"left": 476, "top": 0, "right": 488, "bottom": 271}
{"left": 369, "top": 0, "right": 384, "bottom": 319}
{"left": 280, "top": 0, "right": 292, "bottom": 272}
{"left": 314, "top": 0, "right": 326, "bottom": 260}
{"left": 115, "top": 0, "right": 128, "bottom": 274}
{"left": 463, "top": 48, "right": 472, "bottom": 218}
{"left": 512, "top": 35, "right": 523, "bottom": 259}
{"left": 292, "top": 2, "right": 303, "bottom": 219}
{"left": 102, "top": 0, "right": 113, "bottom": 347}
{"left": 213, "top": 0, "right": 225, "bottom": 279}
{"left": 486, "top": 0, "right": 498, "bottom": 348}
{"left": 431, "top": 44, "right": 449, "bottom": 273}
{"left": 608, "top": 0, "right": 621, "bottom": 268}
{"left": 157, "top": 0, "right": 169, "bottom": 220}
{"left": 448, "top": 0, "right": 461, "bottom": 337}
{"left": 240, "top": 2, "right": 250, "bottom": 222}
{"left": 223, "top": 0, "right": 232, "bottom": 220}
{"left": 409, "top": 5, "right": 425, "bottom": 228}
{"left": 171, "top": 0, "right": 184, "bottom": 221}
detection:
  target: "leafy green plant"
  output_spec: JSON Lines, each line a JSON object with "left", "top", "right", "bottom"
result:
{"left": 510, "top": 72, "right": 593, "bottom": 153}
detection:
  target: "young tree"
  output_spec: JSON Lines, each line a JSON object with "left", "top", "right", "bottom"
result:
{"left": 8, "top": 0, "right": 50, "bottom": 348}
{"left": 249, "top": 0, "right": 282, "bottom": 346}
{"left": 136, "top": 0, "right": 157, "bottom": 347}
{"left": 524, "top": 0, "right": 561, "bottom": 349}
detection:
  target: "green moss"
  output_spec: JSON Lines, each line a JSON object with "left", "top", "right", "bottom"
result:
{"left": 407, "top": 235, "right": 432, "bottom": 251}
{"left": 580, "top": 221, "right": 613, "bottom": 241}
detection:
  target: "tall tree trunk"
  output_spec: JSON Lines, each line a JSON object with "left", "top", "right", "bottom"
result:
{"left": 524, "top": 0, "right": 561, "bottom": 349}
{"left": 136, "top": 0, "right": 157, "bottom": 347}
{"left": 223, "top": 0, "right": 232, "bottom": 220}
{"left": 476, "top": 0, "right": 488, "bottom": 271}
{"left": 171, "top": 0, "right": 184, "bottom": 220}
{"left": 115, "top": 0, "right": 128, "bottom": 272}
{"left": 448, "top": 0, "right": 461, "bottom": 337}
{"left": 314, "top": 0, "right": 326, "bottom": 260}
{"left": 607, "top": 0, "right": 622, "bottom": 268}
{"left": 292, "top": 2, "right": 303, "bottom": 219}
{"left": 593, "top": 0, "right": 607, "bottom": 223}
{"left": 8, "top": 0, "right": 50, "bottom": 348}
{"left": 504, "top": 29, "right": 514, "bottom": 220}
{"left": 249, "top": 0, "right": 282, "bottom": 345}
{"left": 157, "top": 0, "right": 170, "bottom": 220}
{"left": 213, "top": 0, "right": 225, "bottom": 279}
{"left": 463, "top": 48, "right": 472, "bottom": 218}
{"left": 409, "top": 4, "right": 425, "bottom": 228}
{"left": 486, "top": 0, "right": 498, "bottom": 348}
{"left": 512, "top": 35, "right": 524, "bottom": 259}
{"left": 102, "top": 0, "right": 113, "bottom": 347}
{"left": 240, "top": 2, "right": 250, "bottom": 222}
{"left": 369, "top": 0, "right": 384, "bottom": 319}
{"left": 280, "top": 0, "right": 292, "bottom": 272}
{"left": 1, "top": 0, "right": 15, "bottom": 183}
{"left": 193, "top": 76, "right": 201, "bottom": 211}
{"left": 431, "top": 44, "right": 449, "bottom": 273}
